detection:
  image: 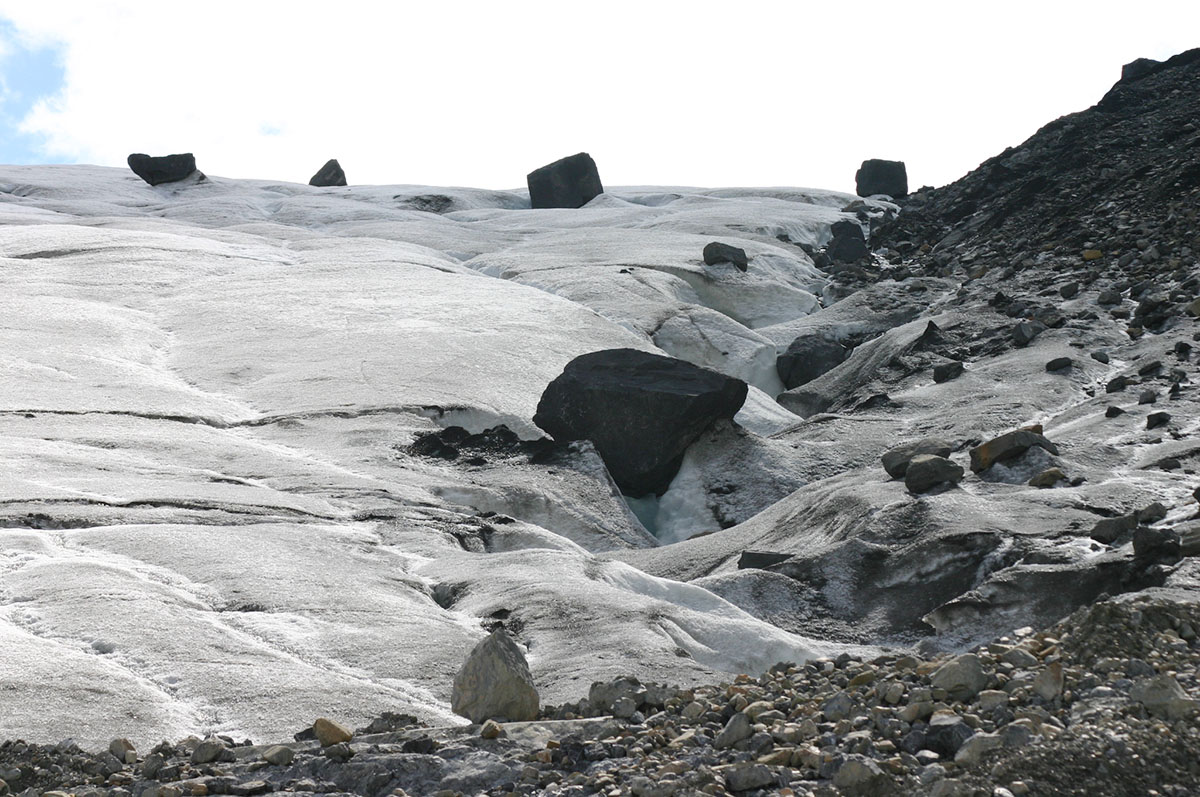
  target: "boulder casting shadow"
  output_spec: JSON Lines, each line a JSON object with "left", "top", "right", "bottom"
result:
{"left": 533, "top": 348, "right": 747, "bottom": 497}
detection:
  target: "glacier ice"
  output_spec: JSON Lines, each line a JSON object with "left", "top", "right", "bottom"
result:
{"left": 0, "top": 165, "right": 863, "bottom": 748}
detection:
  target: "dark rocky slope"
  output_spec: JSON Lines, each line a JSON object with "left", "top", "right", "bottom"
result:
{"left": 615, "top": 47, "right": 1200, "bottom": 666}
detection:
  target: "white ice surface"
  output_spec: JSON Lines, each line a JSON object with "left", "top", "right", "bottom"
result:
{"left": 0, "top": 166, "right": 854, "bottom": 748}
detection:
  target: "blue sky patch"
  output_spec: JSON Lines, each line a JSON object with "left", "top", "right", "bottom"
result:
{"left": 0, "top": 19, "right": 67, "bottom": 165}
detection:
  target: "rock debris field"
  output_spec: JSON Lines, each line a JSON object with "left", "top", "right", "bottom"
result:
{"left": 2, "top": 48, "right": 1200, "bottom": 797}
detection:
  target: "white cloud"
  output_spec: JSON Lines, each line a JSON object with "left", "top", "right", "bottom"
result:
{"left": 2, "top": 0, "right": 1199, "bottom": 191}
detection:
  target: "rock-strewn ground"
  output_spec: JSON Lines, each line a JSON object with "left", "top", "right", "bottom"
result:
{"left": 1, "top": 593, "right": 1196, "bottom": 796}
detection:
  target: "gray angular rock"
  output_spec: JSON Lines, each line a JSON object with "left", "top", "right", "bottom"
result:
{"left": 881, "top": 437, "right": 954, "bottom": 478}
{"left": 1090, "top": 513, "right": 1137, "bottom": 544}
{"left": 776, "top": 335, "right": 849, "bottom": 390}
{"left": 451, "top": 628, "right": 539, "bottom": 723}
{"left": 108, "top": 738, "right": 135, "bottom": 763}
{"left": 1179, "top": 523, "right": 1200, "bottom": 557}
{"left": 713, "top": 711, "right": 753, "bottom": 749}
{"left": 924, "top": 711, "right": 976, "bottom": 757}
{"left": 1146, "top": 411, "right": 1171, "bottom": 429}
{"left": 930, "top": 654, "right": 987, "bottom": 701}
{"left": 822, "top": 692, "right": 854, "bottom": 721}
{"left": 722, "top": 762, "right": 773, "bottom": 792}
{"left": 589, "top": 675, "right": 646, "bottom": 712}
{"left": 261, "top": 745, "right": 294, "bottom": 765}
{"left": 932, "top": 361, "right": 964, "bottom": 383}
{"left": 1138, "top": 502, "right": 1167, "bottom": 523}
{"left": 1032, "top": 661, "right": 1064, "bottom": 701}
{"left": 526, "top": 152, "right": 603, "bottom": 209}
{"left": 710, "top": 710, "right": 748, "bottom": 748}
{"left": 190, "top": 736, "right": 226, "bottom": 764}
{"left": 833, "top": 755, "right": 891, "bottom": 796}
{"left": 1045, "top": 356, "right": 1073, "bottom": 372}
{"left": 1131, "top": 675, "right": 1198, "bottom": 719}
{"left": 1011, "top": 320, "right": 1047, "bottom": 347}
{"left": 904, "top": 454, "right": 964, "bottom": 493}
{"left": 1132, "top": 526, "right": 1181, "bottom": 563}
{"left": 610, "top": 696, "right": 638, "bottom": 718}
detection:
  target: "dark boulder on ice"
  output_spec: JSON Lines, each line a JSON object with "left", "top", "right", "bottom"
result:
{"left": 126, "top": 153, "right": 198, "bottom": 186}
{"left": 309, "top": 159, "right": 347, "bottom": 187}
{"left": 737, "top": 550, "right": 793, "bottom": 570}
{"left": 969, "top": 428, "right": 1059, "bottom": 473}
{"left": 881, "top": 437, "right": 954, "bottom": 478}
{"left": 826, "top": 219, "right": 869, "bottom": 264}
{"left": 776, "top": 335, "right": 849, "bottom": 391}
{"left": 1132, "top": 526, "right": 1181, "bottom": 564}
{"left": 855, "top": 158, "right": 908, "bottom": 198}
{"left": 702, "top": 241, "right": 748, "bottom": 271}
{"left": 526, "top": 152, "right": 604, "bottom": 209}
{"left": 904, "top": 454, "right": 965, "bottom": 493}
{"left": 932, "top": 360, "right": 964, "bottom": 383}
{"left": 534, "top": 348, "right": 747, "bottom": 496}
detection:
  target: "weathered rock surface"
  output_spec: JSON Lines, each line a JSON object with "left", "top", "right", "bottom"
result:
{"left": 450, "top": 629, "right": 539, "bottom": 723}
{"left": 533, "top": 348, "right": 747, "bottom": 496}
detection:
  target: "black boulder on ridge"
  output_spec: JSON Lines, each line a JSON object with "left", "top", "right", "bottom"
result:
{"left": 526, "top": 152, "right": 604, "bottom": 209}
{"left": 534, "top": 349, "right": 747, "bottom": 497}
{"left": 127, "top": 153, "right": 198, "bottom": 186}
{"left": 855, "top": 158, "right": 908, "bottom": 198}
{"left": 309, "top": 159, "right": 347, "bottom": 187}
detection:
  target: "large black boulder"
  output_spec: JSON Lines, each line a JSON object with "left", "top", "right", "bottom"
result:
{"left": 527, "top": 153, "right": 604, "bottom": 209}
{"left": 533, "top": 349, "right": 747, "bottom": 496}
{"left": 127, "top": 153, "right": 198, "bottom": 186}
{"left": 854, "top": 159, "right": 908, "bottom": 198}
{"left": 776, "top": 335, "right": 849, "bottom": 390}
{"left": 826, "top": 219, "right": 869, "bottom": 263}
{"left": 309, "top": 159, "right": 347, "bottom": 187}
{"left": 1120, "top": 57, "right": 1160, "bottom": 82}
{"left": 702, "top": 241, "right": 749, "bottom": 271}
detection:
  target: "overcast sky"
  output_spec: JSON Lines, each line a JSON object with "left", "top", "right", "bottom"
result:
{"left": 0, "top": 1, "right": 1197, "bottom": 193}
